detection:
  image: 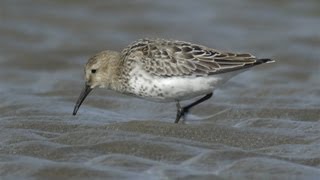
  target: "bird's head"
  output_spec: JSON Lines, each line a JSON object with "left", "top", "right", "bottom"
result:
{"left": 73, "top": 50, "right": 120, "bottom": 115}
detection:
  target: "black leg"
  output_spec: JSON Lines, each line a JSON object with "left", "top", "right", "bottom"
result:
{"left": 174, "top": 101, "right": 184, "bottom": 123}
{"left": 174, "top": 93, "right": 213, "bottom": 123}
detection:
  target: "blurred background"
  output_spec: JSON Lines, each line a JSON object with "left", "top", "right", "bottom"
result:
{"left": 0, "top": 0, "right": 319, "bottom": 179}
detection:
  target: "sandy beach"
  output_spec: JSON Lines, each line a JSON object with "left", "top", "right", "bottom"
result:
{"left": 0, "top": 0, "right": 319, "bottom": 179}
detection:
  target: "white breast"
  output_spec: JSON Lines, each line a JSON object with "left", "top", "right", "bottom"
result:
{"left": 127, "top": 66, "right": 235, "bottom": 102}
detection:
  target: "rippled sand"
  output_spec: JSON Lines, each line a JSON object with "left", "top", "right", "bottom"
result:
{"left": 0, "top": 0, "right": 319, "bottom": 179}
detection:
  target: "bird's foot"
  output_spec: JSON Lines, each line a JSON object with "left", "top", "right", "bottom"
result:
{"left": 175, "top": 102, "right": 189, "bottom": 123}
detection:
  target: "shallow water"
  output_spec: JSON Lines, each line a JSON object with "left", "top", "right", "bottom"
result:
{"left": 0, "top": 0, "right": 320, "bottom": 179}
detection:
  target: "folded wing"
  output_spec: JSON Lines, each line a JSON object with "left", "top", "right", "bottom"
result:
{"left": 121, "top": 38, "right": 272, "bottom": 77}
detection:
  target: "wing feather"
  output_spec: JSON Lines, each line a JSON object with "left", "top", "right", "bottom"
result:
{"left": 121, "top": 38, "right": 268, "bottom": 77}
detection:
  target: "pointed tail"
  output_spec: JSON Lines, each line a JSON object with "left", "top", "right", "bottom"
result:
{"left": 257, "top": 58, "right": 275, "bottom": 64}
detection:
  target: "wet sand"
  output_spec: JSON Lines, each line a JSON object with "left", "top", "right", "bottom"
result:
{"left": 0, "top": 0, "right": 320, "bottom": 179}
{"left": 1, "top": 119, "right": 320, "bottom": 179}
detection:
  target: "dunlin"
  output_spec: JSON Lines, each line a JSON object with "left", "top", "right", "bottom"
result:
{"left": 73, "top": 38, "right": 274, "bottom": 123}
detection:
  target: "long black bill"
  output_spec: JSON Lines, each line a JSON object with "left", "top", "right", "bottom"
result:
{"left": 73, "top": 84, "right": 93, "bottom": 115}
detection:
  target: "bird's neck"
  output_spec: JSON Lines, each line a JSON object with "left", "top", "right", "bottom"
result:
{"left": 106, "top": 55, "right": 127, "bottom": 93}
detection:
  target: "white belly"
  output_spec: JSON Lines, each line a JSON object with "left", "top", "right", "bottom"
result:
{"left": 127, "top": 67, "right": 233, "bottom": 102}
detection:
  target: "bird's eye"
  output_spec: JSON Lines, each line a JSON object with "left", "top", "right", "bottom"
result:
{"left": 91, "top": 69, "right": 97, "bottom": 74}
